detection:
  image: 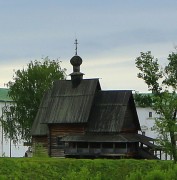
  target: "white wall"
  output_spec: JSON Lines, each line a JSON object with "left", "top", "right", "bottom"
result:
{"left": 136, "top": 107, "right": 158, "bottom": 138}
{"left": 0, "top": 101, "right": 28, "bottom": 157}
{"left": 136, "top": 106, "right": 172, "bottom": 160}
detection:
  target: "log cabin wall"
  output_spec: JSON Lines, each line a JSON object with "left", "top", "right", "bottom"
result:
{"left": 49, "top": 124, "right": 85, "bottom": 157}
{"left": 32, "top": 135, "right": 48, "bottom": 156}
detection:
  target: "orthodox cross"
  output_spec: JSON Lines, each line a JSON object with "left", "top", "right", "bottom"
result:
{"left": 74, "top": 39, "right": 78, "bottom": 55}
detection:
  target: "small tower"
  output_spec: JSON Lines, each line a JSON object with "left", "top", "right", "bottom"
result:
{"left": 70, "top": 39, "right": 84, "bottom": 87}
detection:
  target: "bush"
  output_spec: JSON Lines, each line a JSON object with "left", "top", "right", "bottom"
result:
{"left": 32, "top": 143, "right": 48, "bottom": 158}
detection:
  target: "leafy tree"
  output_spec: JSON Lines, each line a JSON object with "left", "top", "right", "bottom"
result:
{"left": 135, "top": 51, "right": 177, "bottom": 163}
{"left": 1, "top": 57, "right": 66, "bottom": 143}
{"left": 134, "top": 93, "right": 154, "bottom": 107}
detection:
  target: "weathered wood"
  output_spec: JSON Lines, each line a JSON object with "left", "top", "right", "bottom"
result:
{"left": 32, "top": 136, "right": 48, "bottom": 147}
{"left": 31, "top": 77, "right": 158, "bottom": 159}
{"left": 64, "top": 147, "right": 137, "bottom": 157}
{"left": 49, "top": 124, "right": 85, "bottom": 157}
{"left": 32, "top": 136, "right": 48, "bottom": 156}
{"left": 43, "top": 79, "right": 100, "bottom": 124}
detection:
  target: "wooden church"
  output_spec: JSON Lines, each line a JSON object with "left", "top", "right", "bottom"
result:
{"left": 31, "top": 41, "right": 160, "bottom": 159}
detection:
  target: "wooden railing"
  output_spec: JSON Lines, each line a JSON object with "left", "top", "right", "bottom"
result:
{"left": 64, "top": 147, "right": 135, "bottom": 156}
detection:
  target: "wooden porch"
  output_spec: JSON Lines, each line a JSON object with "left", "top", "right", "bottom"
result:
{"left": 64, "top": 142, "right": 138, "bottom": 157}
{"left": 60, "top": 133, "right": 160, "bottom": 159}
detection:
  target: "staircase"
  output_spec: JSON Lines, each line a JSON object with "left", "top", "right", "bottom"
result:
{"left": 138, "top": 148, "right": 159, "bottom": 159}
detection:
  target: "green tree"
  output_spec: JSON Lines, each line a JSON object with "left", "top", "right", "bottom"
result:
{"left": 135, "top": 51, "right": 177, "bottom": 163}
{"left": 134, "top": 93, "right": 154, "bottom": 107}
{"left": 1, "top": 57, "right": 66, "bottom": 143}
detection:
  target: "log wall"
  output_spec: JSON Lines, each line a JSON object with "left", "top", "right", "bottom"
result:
{"left": 49, "top": 124, "right": 85, "bottom": 157}
{"left": 32, "top": 136, "right": 48, "bottom": 156}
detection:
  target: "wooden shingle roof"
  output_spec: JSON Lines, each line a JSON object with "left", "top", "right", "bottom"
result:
{"left": 32, "top": 79, "right": 140, "bottom": 136}
{"left": 43, "top": 79, "right": 101, "bottom": 124}
{"left": 87, "top": 90, "right": 140, "bottom": 133}
{"left": 31, "top": 90, "right": 51, "bottom": 136}
{"left": 61, "top": 133, "right": 140, "bottom": 143}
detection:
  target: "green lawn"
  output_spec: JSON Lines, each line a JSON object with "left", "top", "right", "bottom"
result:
{"left": 0, "top": 158, "right": 176, "bottom": 180}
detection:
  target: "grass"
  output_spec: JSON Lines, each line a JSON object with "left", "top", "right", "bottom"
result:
{"left": 0, "top": 158, "right": 176, "bottom": 180}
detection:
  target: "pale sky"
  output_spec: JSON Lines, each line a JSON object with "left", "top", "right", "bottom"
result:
{"left": 0, "top": 1, "right": 177, "bottom": 92}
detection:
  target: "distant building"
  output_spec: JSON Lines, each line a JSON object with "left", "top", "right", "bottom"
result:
{"left": 31, "top": 48, "right": 161, "bottom": 159}
{"left": 0, "top": 88, "right": 27, "bottom": 157}
{"left": 136, "top": 106, "right": 171, "bottom": 160}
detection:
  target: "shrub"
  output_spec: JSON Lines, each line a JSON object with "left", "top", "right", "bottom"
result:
{"left": 32, "top": 143, "right": 48, "bottom": 158}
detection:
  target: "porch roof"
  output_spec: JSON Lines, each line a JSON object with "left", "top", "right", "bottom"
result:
{"left": 61, "top": 134, "right": 160, "bottom": 149}
{"left": 61, "top": 133, "right": 142, "bottom": 143}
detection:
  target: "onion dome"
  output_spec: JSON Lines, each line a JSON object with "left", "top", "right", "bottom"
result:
{"left": 70, "top": 55, "right": 82, "bottom": 66}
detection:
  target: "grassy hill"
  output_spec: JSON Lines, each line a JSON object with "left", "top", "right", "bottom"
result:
{"left": 0, "top": 158, "right": 176, "bottom": 179}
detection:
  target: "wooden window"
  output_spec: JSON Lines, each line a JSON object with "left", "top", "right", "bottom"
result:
{"left": 115, "top": 143, "right": 126, "bottom": 148}
{"left": 77, "top": 142, "right": 88, "bottom": 148}
{"left": 90, "top": 143, "right": 100, "bottom": 148}
{"left": 102, "top": 142, "right": 113, "bottom": 148}
{"left": 57, "top": 137, "right": 64, "bottom": 148}
{"left": 69, "top": 142, "right": 77, "bottom": 148}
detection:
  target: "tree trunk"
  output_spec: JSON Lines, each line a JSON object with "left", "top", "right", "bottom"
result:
{"left": 170, "top": 130, "right": 177, "bottom": 163}
{"left": 170, "top": 111, "right": 177, "bottom": 163}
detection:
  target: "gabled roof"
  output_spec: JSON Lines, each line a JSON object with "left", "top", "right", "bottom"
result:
{"left": 42, "top": 79, "right": 101, "bottom": 124}
{"left": 32, "top": 79, "right": 140, "bottom": 136}
{"left": 87, "top": 90, "right": 140, "bottom": 133}
{"left": 31, "top": 90, "right": 51, "bottom": 136}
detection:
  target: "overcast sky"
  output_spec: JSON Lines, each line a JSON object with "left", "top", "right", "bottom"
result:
{"left": 0, "top": 1, "right": 177, "bottom": 92}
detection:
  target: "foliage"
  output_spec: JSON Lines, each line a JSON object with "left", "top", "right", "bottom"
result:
{"left": 0, "top": 158, "right": 175, "bottom": 179}
{"left": 61, "top": 166, "right": 101, "bottom": 180}
{"left": 32, "top": 143, "right": 48, "bottom": 158}
{"left": 136, "top": 51, "right": 163, "bottom": 92}
{"left": 134, "top": 93, "right": 154, "bottom": 107}
{"left": 127, "top": 165, "right": 177, "bottom": 180}
{"left": 1, "top": 57, "right": 66, "bottom": 142}
{"left": 135, "top": 51, "right": 177, "bottom": 163}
